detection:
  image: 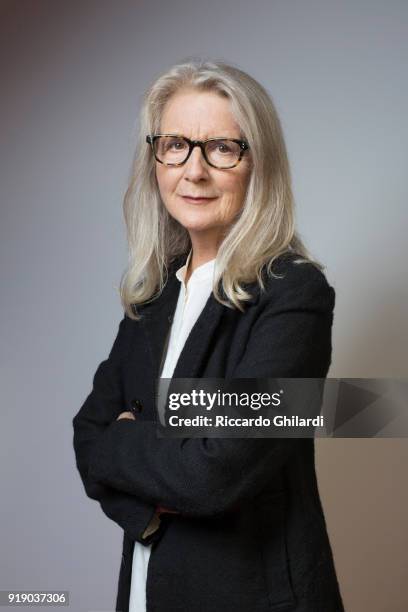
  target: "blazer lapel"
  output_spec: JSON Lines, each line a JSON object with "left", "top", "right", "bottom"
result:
{"left": 139, "top": 271, "right": 181, "bottom": 380}
{"left": 172, "top": 275, "right": 260, "bottom": 378}
{"left": 172, "top": 293, "right": 225, "bottom": 378}
{"left": 140, "top": 260, "right": 226, "bottom": 379}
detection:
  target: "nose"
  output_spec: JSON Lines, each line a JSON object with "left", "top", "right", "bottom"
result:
{"left": 182, "top": 145, "right": 209, "bottom": 180}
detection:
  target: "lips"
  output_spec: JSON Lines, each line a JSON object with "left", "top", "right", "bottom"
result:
{"left": 181, "top": 195, "right": 217, "bottom": 203}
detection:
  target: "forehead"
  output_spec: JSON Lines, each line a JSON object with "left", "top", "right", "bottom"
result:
{"left": 160, "top": 89, "right": 241, "bottom": 138}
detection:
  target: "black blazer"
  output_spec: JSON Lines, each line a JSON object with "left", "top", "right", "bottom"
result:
{"left": 72, "top": 251, "right": 345, "bottom": 612}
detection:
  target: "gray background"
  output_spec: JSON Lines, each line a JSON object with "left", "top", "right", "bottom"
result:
{"left": 1, "top": 1, "right": 407, "bottom": 610}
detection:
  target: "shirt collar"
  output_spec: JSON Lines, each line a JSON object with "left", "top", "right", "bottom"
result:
{"left": 176, "top": 249, "right": 216, "bottom": 285}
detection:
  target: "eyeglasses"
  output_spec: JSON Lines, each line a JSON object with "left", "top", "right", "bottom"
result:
{"left": 146, "top": 134, "right": 250, "bottom": 169}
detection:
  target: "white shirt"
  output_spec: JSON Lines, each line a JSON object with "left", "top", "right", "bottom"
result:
{"left": 128, "top": 250, "right": 216, "bottom": 612}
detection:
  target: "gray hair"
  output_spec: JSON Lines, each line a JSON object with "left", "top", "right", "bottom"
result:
{"left": 119, "top": 58, "right": 322, "bottom": 319}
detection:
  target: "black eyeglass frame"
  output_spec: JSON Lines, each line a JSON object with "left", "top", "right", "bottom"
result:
{"left": 146, "top": 134, "right": 250, "bottom": 169}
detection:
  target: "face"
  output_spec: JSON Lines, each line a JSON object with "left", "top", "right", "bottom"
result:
{"left": 155, "top": 89, "right": 252, "bottom": 250}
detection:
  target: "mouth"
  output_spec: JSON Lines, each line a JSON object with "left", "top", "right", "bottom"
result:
{"left": 181, "top": 195, "right": 218, "bottom": 204}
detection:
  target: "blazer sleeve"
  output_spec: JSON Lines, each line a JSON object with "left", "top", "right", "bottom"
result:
{"left": 86, "top": 263, "right": 335, "bottom": 518}
{"left": 72, "top": 314, "right": 163, "bottom": 545}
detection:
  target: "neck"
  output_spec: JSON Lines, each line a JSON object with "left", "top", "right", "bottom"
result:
{"left": 185, "top": 239, "right": 219, "bottom": 286}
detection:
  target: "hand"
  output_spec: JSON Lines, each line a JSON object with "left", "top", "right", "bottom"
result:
{"left": 156, "top": 505, "right": 180, "bottom": 515}
{"left": 116, "top": 411, "right": 136, "bottom": 421}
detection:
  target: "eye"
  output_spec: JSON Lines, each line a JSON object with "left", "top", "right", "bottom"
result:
{"left": 216, "top": 142, "right": 232, "bottom": 153}
{"left": 166, "top": 138, "right": 187, "bottom": 151}
{"left": 207, "top": 140, "right": 234, "bottom": 155}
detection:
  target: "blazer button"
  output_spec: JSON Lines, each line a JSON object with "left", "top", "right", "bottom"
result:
{"left": 130, "top": 398, "right": 143, "bottom": 414}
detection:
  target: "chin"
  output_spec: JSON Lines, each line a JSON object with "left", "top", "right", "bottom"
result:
{"left": 180, "top": 221, "right": 217, "bottom": 233}
{"left": 174, "top": 211, "right": 217, "bottom": 231}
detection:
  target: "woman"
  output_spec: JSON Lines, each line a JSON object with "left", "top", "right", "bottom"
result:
{"left": 72, "top": 59, "right": 345, "bottom": 612}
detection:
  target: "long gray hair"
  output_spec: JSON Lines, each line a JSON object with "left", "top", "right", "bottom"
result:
{"left": 119, "top": 58, "right": 322, "bottom": 319}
